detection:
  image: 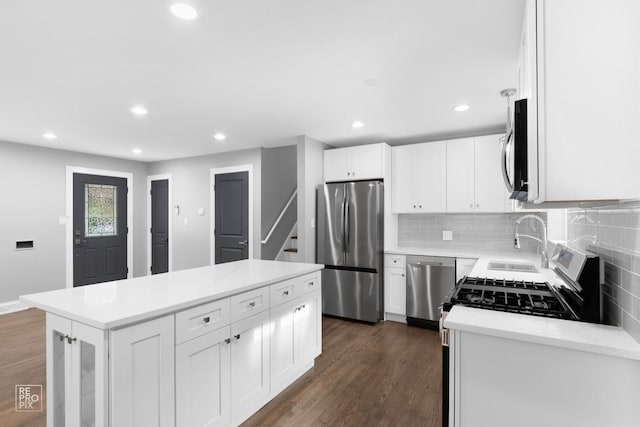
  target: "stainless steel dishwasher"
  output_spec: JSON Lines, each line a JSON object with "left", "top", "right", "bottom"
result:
{"left": 406, "top": 256, "right": 455, "bottom": 328}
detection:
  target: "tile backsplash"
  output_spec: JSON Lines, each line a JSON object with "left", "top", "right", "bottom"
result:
{"left": 398, "top": 213, "right": 547, "bottom": 253}
{"left": 567, "top": 204, "right": 640, "bottom": 342}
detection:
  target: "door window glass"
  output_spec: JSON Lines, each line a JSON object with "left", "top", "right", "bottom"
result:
{"left": 85, "top": 184, "right": 118, "bottom": 237}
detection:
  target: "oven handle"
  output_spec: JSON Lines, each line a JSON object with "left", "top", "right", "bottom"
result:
{"left": 501, "top": 133, "right": 515, "bottom": 193}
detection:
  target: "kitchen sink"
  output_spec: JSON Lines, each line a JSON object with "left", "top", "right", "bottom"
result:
{"left": 487, "top": 261, "right": 539, "bottom": 273}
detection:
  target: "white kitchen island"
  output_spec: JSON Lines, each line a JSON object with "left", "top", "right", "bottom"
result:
{"left": 20, "top": 259, "right": 324, "bottom": 427}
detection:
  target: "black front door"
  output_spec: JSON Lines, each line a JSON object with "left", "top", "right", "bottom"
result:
{"left": 73, "top": 173, "right": 128, "bottom": 286}
{"left": 151, "top": 179, "right": 169, "bottom": 274}
{"left": 214, "top": 171, "right": 249, "bottom": 264}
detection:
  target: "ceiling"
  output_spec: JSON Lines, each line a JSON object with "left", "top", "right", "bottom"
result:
{"left": 0, "top": 0, "right": 525, "bottom": 161}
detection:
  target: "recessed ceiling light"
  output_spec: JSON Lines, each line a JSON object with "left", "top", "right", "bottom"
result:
{"left": 453, "top": 104, "right": 470, "bottom": 112}
{"left": 43, "top": 132, "right": 57, "bottom": 140}
{"left": 213, "top": 133, "right": 226, "bottom": 141}
{"left": 132, "top": 148, "right": 142, "bottom": 154}
{"left": 130, "top": 105, "right": 148, "bottom": 116}
{"left": 170, "top": 3, "right": 198, "bottom": 20}
{"left": 352, "top": 121, "right": 365, "bottom": 129}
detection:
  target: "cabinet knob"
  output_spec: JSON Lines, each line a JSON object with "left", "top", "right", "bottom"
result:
{"left": 308, "top": 281, "right": 314, "bottom": 287}
{"left": 476, "top": 204, "right": 479, "bottom": 208}
{"left": 283, "top": 290, "right": 289, "bottom": 296}
{"left": 224, "top": 338, "right": 231, "bottom": 344}
{"left": 401, "top": 274, "right": 405, "bottom": 277}
{"left": 203, "top": 316, "right": 210, "bottom": 324}
{"left": 66, "top": 336, "right": 76, "bottom": 344}
{"left": 469, "top": 204, "right": 473, "bottom": 208}
{"left": 419, "top": 204, "right": 422, "bottom": 208}
{"left": 248, "top": 302, "right": 256, "bottom": 308}
{"left": 234, "top": 334, "right": 241, "bottom": 340}
{"left": 413, "top": 204, "right": 417, "bottom": 208}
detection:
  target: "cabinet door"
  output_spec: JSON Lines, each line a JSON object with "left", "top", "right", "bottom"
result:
{"left": 176, "top": 326, "right": 231, "bottom": 427}
{"left": 46, "top": 314, "right": 72, "bottom": 427}
{"left": 296, "top": 290, "right": 322, "bottom": 367}
{"left": 351, "top": 144, "right": 383, "bottom": 180}
{"left": 392, "top": 145, "right": 417, "bottom": 213}
{"left": 385, "top": 266, "right": 406, "bottom": 316}
{"left": 71, "top": 322, "right": 108, "bottom": 427}
{"left": 446, "top": 138, "right": 475, "bottom": 212}
{"left": 230, "top": 310, "right": 271, "bottom": 425}
{"left": 417, "top": 141, "right": 447, "bottom": 212}
{"left": 474, "top": 135, "right": 510, "bottom": 212}
{"left": 110, "top": 315, "right": 175, "bottom": 427}
{"left": 270, "top": 299, "right": 299, "bottom": 396}
{"left": 324, "top": 149, "right": 351, "bottom": 182}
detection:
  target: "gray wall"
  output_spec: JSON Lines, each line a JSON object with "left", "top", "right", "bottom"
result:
{"left": 297, "top": 136, "right": 331, "bottom": 263}
{"left": 148, "top": 148, "right": 262, "bottom": 270}
{"left": 261, "top": 145, "right": 297, "bottom": 260}
{"left": 0, "top": 140, "right": 149, "bottom": 302}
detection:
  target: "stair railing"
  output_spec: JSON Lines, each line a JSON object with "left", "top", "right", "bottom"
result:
{"left": 261, "top": 190, "right": 297, "bottom": 245}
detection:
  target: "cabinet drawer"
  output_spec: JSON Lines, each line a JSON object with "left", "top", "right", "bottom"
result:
{"left": 270, "top": 277, "right": 297, "bottom": 307}
{"left": 385, "top": 254, "right": 406, "bottom": 268}
{"left": 294, "top": 274, "right": 320, "bottom": 297}
{"left": 230, "top": 287, "right": 270, "bottom": 323}
{"left": 175, "top": 298, "right": 231, "bottom": 344}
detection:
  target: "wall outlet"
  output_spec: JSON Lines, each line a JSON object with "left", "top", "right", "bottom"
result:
{"left": 442, "top": 230, "right": 453, "bottom": 241}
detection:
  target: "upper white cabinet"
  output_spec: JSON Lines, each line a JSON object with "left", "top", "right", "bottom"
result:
{"left": 446, "top": 135, "right": 512, "bottom": 213}
{"left": 392, "top": 141, "right": 447, "bottom": 213}
{"left": 520, "top": 0, "right": 640, "bottom": 203}
{"left": 324, "top": 143, "right": 387, "bottom": 182}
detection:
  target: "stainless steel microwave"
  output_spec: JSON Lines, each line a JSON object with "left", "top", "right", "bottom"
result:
{"left": 501, "top": 98, "right": 528, "bottom": 200}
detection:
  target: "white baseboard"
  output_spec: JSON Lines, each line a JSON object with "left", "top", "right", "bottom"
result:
{"left": 385, "top": 312, "right": 407, "bottom": 323}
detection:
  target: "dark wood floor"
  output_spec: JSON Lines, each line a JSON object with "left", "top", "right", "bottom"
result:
{"left": 243, "top": 317, "right": 442, "bottom": 427}
{"left": 0, "top": 310, "right": 441, "bottom": 427}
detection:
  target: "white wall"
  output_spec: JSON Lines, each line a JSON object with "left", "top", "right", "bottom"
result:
{"left": 297, "top": 136, "right": 330, "bottom": 263}
{"left": 148, "top": 148, "right": 262, "bottom": 270}
{"left": 0, "top": 140, "right": 149, "bottom": 302}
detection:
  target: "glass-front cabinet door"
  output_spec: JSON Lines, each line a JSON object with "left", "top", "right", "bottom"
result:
{"left": 46, "top": 314, "right": 108, "bottom": 427}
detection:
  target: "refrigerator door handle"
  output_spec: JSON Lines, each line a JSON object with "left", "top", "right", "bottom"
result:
{"left": 344, "top": 190, "right": 351, "bottom": 254}
{"left": 341, "top": 184, "right": 347, "bottom": 264}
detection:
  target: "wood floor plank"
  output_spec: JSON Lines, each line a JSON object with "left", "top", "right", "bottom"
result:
{"left": 0, "top": 310, "right": 441, "bottom": 427}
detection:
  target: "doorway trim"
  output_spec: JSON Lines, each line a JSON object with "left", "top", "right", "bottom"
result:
{"left": 209, "top": 165, "right": 253, "bottom": 265}
{"left": 147, "top": 174, "right": 173, "bottom": 276}
{"left": 65, "top": 166, "right": 134, "bottom": 288}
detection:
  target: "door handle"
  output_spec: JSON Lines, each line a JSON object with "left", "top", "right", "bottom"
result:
{"left": 501, "top": 133, "right": 515, "bottom": 192}
{"left": 238, "top": 240, "right": 248, "bottom": 246}
{"left": 74, "top": 239, "right": 87, "bottom": 245}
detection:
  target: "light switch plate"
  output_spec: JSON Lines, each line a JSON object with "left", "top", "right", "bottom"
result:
{"left": 443, "top": 230, "right": 453, "bottom": 241}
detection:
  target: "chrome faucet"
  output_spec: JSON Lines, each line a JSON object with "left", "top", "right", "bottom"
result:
{"left": 514, "top": 214, "right": 549, "bottom": 269}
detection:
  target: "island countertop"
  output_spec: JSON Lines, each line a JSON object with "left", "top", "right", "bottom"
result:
{"left": 20, "top": 259, "right": 324, "bottom": 330}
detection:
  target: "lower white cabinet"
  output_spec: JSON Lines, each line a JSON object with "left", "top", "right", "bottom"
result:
{"left": 176, "top": 326, "right": 231, "bottom": 427}
{"left": 110, "top": 315, "right": 175, "bottom": 427}
{"left": 270, "top": 290, "right": 322, "bottom": 396}
{"left": 384, "top": 266, "right": 406, "bottom": 318}
{"left": 230, "top": 310, "right": 271, "bottom": 425}
{"left": 46, "top": 313, "right": 108, "bottom": 427}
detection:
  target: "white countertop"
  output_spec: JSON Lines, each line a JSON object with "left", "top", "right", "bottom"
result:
{"left": 444, "top": 306, "right": 640, "bottom": 360}
{"left": 386, "top": 246, "right": 541, "bottom": 263}
{"left": 20, "top": 260, "right": 324, "bottom": 330}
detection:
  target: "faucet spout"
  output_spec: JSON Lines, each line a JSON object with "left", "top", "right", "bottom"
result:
{"left": 514, "top": 214, "right": 549, "bottom": 269}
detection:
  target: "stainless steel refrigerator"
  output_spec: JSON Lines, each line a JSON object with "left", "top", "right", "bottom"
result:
{"left": 317, "top": 180, "right": 384, "bottom": 323}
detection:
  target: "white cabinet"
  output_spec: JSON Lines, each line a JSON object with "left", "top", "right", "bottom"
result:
{"left": 270, "top": 290, "right": 322, "bottom": 396}
{"left": 384, "top": 254, "right": 406, "bottom": 320}
{"left": 324, "top": 143, "right": 386, "bottom": 182}
{"left": 46, "top": 313, "right": 108, "bottom": 427}
{"left": 392, "top": 141, "right": 447, "bottom": 213}
{"left": 455, "top": 258, "right": 478, "bottom": 282}
{"left": 519, "top": 0, "right": 640, "bottom": 203}
{"left": 230, "top": 310, "right": 271, "bottom": 425}
{"left": 110, "top": 315, "right": 175, "bottom": 427}
{"left": 446, "top": 136, "right": 511, "bottom": 213}
{"left": 176, "top": 326, "right": 231, "bottom": 427}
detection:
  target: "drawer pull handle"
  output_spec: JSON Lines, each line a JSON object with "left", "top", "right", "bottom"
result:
{"left": 203, "top": 316, "right": 210, "bottom": 324}
{"left": 308, "top": 281, "right": 314, "bottom": 287}
{"left": 249, "top": 302, "right": 256, "bottom": 308}
{"left": 234, "top": 334, "right": 241, "bottom": 340}
{"left": 224, "top": 338, "right": 231, "bottom": 344}
{"left": 283, "top": 291, "right": 289, "bottom": 296}
{"left": 67, "top": 336, "right": 76, "bottom": 344}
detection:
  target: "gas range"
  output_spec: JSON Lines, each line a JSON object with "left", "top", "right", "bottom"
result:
{"left": 444, "top": 276, "right": 577, "bottom": 320}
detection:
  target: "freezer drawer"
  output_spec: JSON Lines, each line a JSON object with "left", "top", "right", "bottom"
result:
{"left": 322, "top": 268, "right": 382, "bottom": 324}
{"left": 406, "top": 256, "right": 455, "bottom": 324}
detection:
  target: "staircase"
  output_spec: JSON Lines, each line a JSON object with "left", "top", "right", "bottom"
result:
{"left": 276, "top": 224, "right": 300, "bottom": 262}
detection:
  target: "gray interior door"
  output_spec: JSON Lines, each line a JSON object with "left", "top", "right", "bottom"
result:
{"left": 215, "top": 171, "right": 249, "bottom": 264}
{"left": 73, "top": 173, "right": 127, "bottom": 286}
{"left": 151, "top": 179, "right": 169, "bottom": 274}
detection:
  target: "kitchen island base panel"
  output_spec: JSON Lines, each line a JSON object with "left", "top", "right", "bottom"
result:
{"left": 449, "top": 330, "right": 640, "bottom": 427}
